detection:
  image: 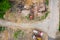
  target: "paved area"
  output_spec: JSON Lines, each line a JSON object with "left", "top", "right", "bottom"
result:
{"left": 48, "top": 37, "right": 54, "bottom": 40}
{"left": 48, "top": 36, "right": 60, "bottom": 40}
{"left": 55, "top": 37, "right": 60, "bottom": 40}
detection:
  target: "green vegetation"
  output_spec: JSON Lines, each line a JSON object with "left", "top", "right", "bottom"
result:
{"left": 0, "top": 26, "right": 6, "bottom": 32}
{"left": 0, "top": 0, "right": 12, "bottom": 19}
{"left": 40, "top": 11, "right": 49, "bottom": 21}
{"left": 0, "top": 12, "right": 5, "bottom": 19}
{"left": 46, "top": 0, "right": 49, "bottom": 5}
{"left": 59, "top": 26, "right": 60, "bottom": 31}
{"left": 25, "top": 11, "right": 49, "bottom": 21}
{"left": 45, "top": 11, "right": 49, "bottom": 17}
{"left": 25, "top": 14, "right": 30, "bottom": 20}
{"left": 14, "top": 29, "right": 24, "bottom": 40}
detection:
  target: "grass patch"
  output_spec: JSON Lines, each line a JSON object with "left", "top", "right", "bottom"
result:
{"left": 45, "top": 11, "right": 49, "bottom": 17}
{"left": 0, "top": 26, "right": 6, "bottom": 32}
{"left": 0, "top": 0, "right": 12, "bottom": 19}
{"left": 59, "top": 26, "right": 60, "bottom": 31}
{"left": 45, "top": 0, "right": 49, "bottom": 5}
{"left": 14, "top": 29, "right": 24, "bottom": 40}
{"left": 40, "top": 11, "right": 49, "bottom": 20}
{"left": 25, "top": 14, "right": 30, "bottom": 20}
{"left": 0, "top": 12, "right": 5, "bottom": 19}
